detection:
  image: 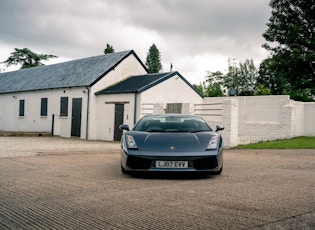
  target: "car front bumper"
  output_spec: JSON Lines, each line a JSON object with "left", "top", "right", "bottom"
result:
{"left": 121, "top": 149, "right": 223, "bottom": 173}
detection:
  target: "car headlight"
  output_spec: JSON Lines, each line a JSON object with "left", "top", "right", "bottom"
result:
{"left": 126, "top": 135, "right": 138, "bottom": 149}
{"left": 207, "top": 135, "right": 219, "bottom": 149}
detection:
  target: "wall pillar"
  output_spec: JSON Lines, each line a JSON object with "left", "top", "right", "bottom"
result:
{"left": 182, "top": 103, "right": 194, "bottom": 114}
{"left": 153, "top": 103, "right": 165, "bottom": 114}
{"left": 222, "top": 99, "right": 238, "bottom": 148}
{"left": 282, "top": 100, "right": 295, "bottom": 138}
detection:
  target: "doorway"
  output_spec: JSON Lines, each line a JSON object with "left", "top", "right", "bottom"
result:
{"left": 114, "top": 104, "right": 124, "bottom": 141}
{"left": 71, "top": 98, "right": 82, "bottom": 137}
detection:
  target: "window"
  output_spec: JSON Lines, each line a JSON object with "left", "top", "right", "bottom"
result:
{"left": 19, "top": 99, "right": 25, "bottom": 117}
{"left": 166, "top": 103, "right": 182, "bottom": 114}
{"left": 60, "top": 97, "right": 68, "bottom": 116}
{"left": 41, "top": 98, "right": 48, "bottom": 116}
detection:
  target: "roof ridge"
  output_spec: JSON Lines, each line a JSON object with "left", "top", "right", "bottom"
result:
{"left": 137, "top": 72, "right": 175, "bottom": 92}
{"left": 0, "top": 50, "right": 133, "bottom": 75}
{"left": 0, "top": 50, "right": 138, "bottom": 94}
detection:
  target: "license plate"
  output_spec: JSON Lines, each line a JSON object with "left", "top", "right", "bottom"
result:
{"left": 156, "top": 161, "right": 188, "bottom": 168}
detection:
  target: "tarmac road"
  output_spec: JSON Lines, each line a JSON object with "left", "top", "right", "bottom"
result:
{"left": 0, "top": 136, "right": 314, "bottom": 229}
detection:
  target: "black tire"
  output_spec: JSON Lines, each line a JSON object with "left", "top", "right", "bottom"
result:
{"left": 121, "top": 165, "right": 128, "bottom": 174}
{"left": 212, "top": 165, "right": 223, "bottom": 175}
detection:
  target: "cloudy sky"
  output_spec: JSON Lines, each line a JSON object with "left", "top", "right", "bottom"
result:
{"left": 0, "top": 0, "right": 271, "bottom": 84}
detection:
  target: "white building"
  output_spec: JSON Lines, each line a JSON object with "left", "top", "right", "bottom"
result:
{"left": 0, "top": 50, "right": 203, "bottom": 141}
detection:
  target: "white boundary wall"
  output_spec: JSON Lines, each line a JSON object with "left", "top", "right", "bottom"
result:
{"left": 198, "top": 95, "right": 315, "bottom": 147}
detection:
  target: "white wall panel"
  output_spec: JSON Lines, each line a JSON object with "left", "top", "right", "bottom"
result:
{"left": 0, "top": 87, "right": 88, "bottom": 138}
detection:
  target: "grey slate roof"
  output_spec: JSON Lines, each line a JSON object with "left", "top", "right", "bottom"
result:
{"left": 0, "top": 50, "right": 145, "bottom": 94}
{"left": 95, "top": 71, "right": 203, "bottom": 98}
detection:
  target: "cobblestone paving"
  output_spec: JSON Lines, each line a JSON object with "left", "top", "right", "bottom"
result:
{"left": 0, "top": 137, "right": 314, "bottom": 229}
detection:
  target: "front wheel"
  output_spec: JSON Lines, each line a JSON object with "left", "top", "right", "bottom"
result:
{"left": 211, "top": 165, "right": 223, "bottom": 175}
{"left": 121, "top": 165, "right": 129, "bottom": 174}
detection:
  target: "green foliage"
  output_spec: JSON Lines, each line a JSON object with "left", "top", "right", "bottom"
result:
{"left": 225, "top": 59, "right": 258, "bottom": 96}
{"left": 238, "top": 136, "right": 315, "bottom": 149}
{"left": 203, "top": 59, "right": 259, "bottom": 96}
{"left": 193, "top": 83, "right": 205, "bottom": 95}
{"left": 202, "top": 71, "right": 225, "bottom": 96}
{"left": 205, "top": 83, "right": 225, "bottom": 97}
{"left": 255, "top": 83, "right": 271, "bottom": 95}
{"left": 145, "top": 44, "right": 162, "bottom": 73}
{"left": 104, "top": 44, "right": 115, "bottom": 54}
{"left": 258, "top": 57, "right": 288, "bottom": 95}
{"left": 290, "top": 89, "right": 314, "bottom": 102}
{"left": 1, "top": 48, "right": 57, "bottom": 69}
{"left": 193, "top": 81, "right": 224, "bottom": 97}
{"left": 259, "top": 0, "right": 315, "bottom": 101}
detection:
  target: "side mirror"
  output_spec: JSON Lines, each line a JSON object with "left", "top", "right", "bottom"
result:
{"left": 119, "top": 124, "right": 130, "bottom": 131}
{"left": 215, "top": 125, "right": 224, "bottom": 132}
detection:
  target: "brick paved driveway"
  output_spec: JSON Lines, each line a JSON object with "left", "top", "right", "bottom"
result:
{"left": 0, "top": 137, "right": 314, "bottom": 229}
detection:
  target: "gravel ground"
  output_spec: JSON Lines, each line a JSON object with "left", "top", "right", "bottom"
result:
{"left": 0, "top": 136, "right": 120, "bottom": 158}
{"left": 0, "top": 136, "right": 314, "bottom": 229}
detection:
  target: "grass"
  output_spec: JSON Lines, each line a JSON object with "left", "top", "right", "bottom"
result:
{"left": 238, "top": 136, "right": 315, "bottom": 149}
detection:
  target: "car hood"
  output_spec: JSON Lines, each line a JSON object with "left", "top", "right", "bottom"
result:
{"left": 127, "top": 131, "right": 217, "bottom": 152}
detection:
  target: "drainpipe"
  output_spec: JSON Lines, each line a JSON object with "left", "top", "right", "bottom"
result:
{"left": 51, "top": 114, "right": 55, "bottom": 136}
{"left": 134, "top": 93, "right": 137, "bottom": 124}
{"left": 85, "top": 86, "right": 91, "bottom": 140}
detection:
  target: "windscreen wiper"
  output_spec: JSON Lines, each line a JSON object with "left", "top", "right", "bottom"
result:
{"left": 189, "top": 130, "right": 211, "bottom": 133}
{"left": 147, "top": 129, "right": 166, "bottom": 132}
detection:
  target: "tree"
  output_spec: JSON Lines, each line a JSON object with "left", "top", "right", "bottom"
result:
{"left": 193, "top": 83, "right": 205, "bottom": 96}
{"left": 202, "top": 71, "right": 225, "bottom": 96}
{"left": 236, "top": 59, "right": 259, "bottom": 96}
{"left": 145, "top": 43, "right": 162, "bottom": 73}
{"left": 205, "top": 83, "right": 225, "bottom": 97}
{"left": 205, "top": 59, "right": 259, "bottom": 96}
{"left": 1, "top": 48, "right": 57, "bottom": 69}
{"left": 258, "top": 57, "right": 289, "bottom": 95}
{"left": 193, "top": 80, "right": 224, "bottom": 97}
{"left": 104, "top": 44, "right": 115, "bottom": 54}
{"left": 260, "top": 0, "right": 315, "bottom": 101}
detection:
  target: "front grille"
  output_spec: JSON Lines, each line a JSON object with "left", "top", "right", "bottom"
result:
{"left": 127, "top": 155, "right": 151, "bottom": 169}
{"left": 126, "top": 155, "right": 218, "bottom": 170}
{"left": 193, "top": 156, "right": 218, "bottom": 170}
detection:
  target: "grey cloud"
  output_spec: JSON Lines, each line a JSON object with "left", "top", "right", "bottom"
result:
{"left": 0, "top": 0, "right": 271, "bottom": 81}
{"left": 102, "top": 0, "right": 271, "bottom": 58}
{"left": 110, "top": 0, "right": 270, "bottom": 36}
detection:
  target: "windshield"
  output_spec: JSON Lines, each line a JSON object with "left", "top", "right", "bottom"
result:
{"left": 133, "top": 115, "right": 212, "bottom": 132}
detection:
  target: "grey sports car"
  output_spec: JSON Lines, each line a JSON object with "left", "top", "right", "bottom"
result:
{"left": 119, "top": 114, "right": 224, "bottom": 175}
